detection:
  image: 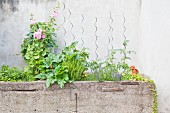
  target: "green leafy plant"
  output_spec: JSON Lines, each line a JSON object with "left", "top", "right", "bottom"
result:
{"left": 116, "top": 39, "right": 135, "bottom": 74}
{"left": 88, "top": 39, "right": 135, "bottom": 82}
{"left": 88, "top": 59, "right": 116, "bottom": 81}
{"left": 0, "top": 65, "right": 34, "bottom": 82}
{"left": 88, "top": 50, "right": 116, "bottom": 81}
{"left": 35, "top": 41, "right": 89, "bottom": 88}
{"left": 34, "top": 53, "right": 70, "bottom": 88}
{"left": 64, "top": 60, "right": 86, "bottom": 81}
{"left": 61, "top": 41, "right": 89, "bottom": 81}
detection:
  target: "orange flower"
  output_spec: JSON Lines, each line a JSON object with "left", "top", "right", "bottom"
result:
{"left": 130, "top": 65, "right": 139, "bottom": 75}
{"left": 130, "top": 65, "right": 135, "bottom": 70}
{"left": 132, "top": 69, "right": 138, "bottom": 75}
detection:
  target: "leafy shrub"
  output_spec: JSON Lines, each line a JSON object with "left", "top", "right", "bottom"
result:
{"left": 0, "top": 65, "right": 34, "bottom": 82}
{"left": 21, "top": 6, "right": 59, "bottom": 75}
{"left": 35, "top": 41, "right": 89, "bottom": 88}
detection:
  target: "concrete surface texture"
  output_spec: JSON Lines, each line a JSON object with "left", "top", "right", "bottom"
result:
{"left": 0, "top": 81, "right": 154, "bottom": 113}
{"left": 0, "top": 0, "right": 170, "bottom": 112}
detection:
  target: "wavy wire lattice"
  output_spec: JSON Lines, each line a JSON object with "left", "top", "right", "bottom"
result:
{"left": 94, "top": 17, "right": 99, "bottom": 59}
{"left": 81, "top": 14, "right": 85, "bottom": 46}
{"left": 68, "top": 9, "right": 76, "bottom": 42}
{"left": 61, "top": 2, "right": 66, "bottom": 46}
{"left": 107, "top": 11, "right": 114, "bottom": 55}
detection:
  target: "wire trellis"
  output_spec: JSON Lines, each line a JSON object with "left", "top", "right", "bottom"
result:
{"left": 58, "top": 2, "right": 127, "bottom": 60}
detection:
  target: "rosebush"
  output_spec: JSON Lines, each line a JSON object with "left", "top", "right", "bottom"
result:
{"left": 21, "top": 6, "right": 59, "bottom": 75}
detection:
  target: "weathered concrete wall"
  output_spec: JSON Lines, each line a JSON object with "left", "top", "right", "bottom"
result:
{"left": 0, "top": 81, "right": 154, "bottom": 113}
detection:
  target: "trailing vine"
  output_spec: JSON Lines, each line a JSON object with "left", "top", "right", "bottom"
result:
{"left": 148, "top": 81, "right": 158, "bottom": 113}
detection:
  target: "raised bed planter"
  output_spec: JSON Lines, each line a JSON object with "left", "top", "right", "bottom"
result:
{"left": 0, "top": 81, "right": 154, "bottom": 113}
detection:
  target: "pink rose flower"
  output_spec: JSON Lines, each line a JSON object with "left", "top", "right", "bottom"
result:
{"left": 34, "top": 32, "right": 41, "bottom": 39}
{"left": 41, "top": 35, "right": 46, "bottom": 39}
{"left": 51, "top": 11, "right": 58, "bottom": 18}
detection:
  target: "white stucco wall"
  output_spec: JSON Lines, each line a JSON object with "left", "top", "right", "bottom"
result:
{"left": 139, "top": 0, "right": 170, "bottom": 112}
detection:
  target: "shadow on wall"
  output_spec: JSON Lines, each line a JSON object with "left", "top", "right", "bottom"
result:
{"left": 0, "top": 0, "right": 19, "bottom": 12}
{"left": 29, "top": 0, "right": 57, "bottom": 4}
{"left": 0, "top": 0, "right": 57, "bottom": 11}
{"left": 0, "top": 0, "right": 19, "bottom": 22}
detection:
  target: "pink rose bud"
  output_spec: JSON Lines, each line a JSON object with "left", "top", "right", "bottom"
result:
{"left": 51, "top": 11, "right": 58, "bottom": 18}
{"left": 42, "top": 35, "right": 46, "bottom": 39}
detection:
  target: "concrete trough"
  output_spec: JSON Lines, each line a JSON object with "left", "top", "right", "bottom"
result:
{"left": 0, "top": 81, "right": 154, "bottom": 113}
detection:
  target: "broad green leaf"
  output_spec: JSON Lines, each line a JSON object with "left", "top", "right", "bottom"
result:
{"left": 34, "top": 73, "right": 46, "bottom": 79}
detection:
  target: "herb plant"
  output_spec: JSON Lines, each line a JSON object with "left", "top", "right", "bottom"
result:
{"left": 88, "top": 51, "right": 117, "bottom": 81}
